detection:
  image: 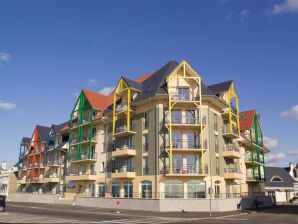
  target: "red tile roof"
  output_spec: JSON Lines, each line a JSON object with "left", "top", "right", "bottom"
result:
{"left": 240, "top": 110, "right": 256, "bottom": 131}
{"left": 82, "top": 89, "right": 114, "bottom": 111}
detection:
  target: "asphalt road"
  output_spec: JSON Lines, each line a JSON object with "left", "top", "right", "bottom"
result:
{"left": 0, "top": 202, "right": 297, "bottom": 224}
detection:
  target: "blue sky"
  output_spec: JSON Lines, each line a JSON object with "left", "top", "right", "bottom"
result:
{"left": 0, "top": 0, "right": 298, "bottom": 168}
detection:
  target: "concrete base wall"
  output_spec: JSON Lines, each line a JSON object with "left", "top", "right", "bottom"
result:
{"left": 9, "top": 193, "right": 58, "bottom": 204}
{"left": 9, "top": 193, "right": 272, "bottom": 212}
{"left": 75, "top": 196, "right": 273, "bottom": 212}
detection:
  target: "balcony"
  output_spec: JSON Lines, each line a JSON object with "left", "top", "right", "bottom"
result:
{"left": 115, "top": 103, "right": 135, "bottom": 117}
{"left": 222, "top": 124, "right": 239, "bottom": 138}
{"left": 245, "top": 155, "right": 264, "bottom": 166}
{"left": 224, "top": 167, "right": 242, "bottom": 179}
{"left": 163, "top": 139, "right": 208, "bottom": 152}
{"left": 70, "top": 135, "right": 98, "bottom": 146}
{"left": 246, "top": 173, "right": 265, "bottom": 182}
{"left": 170, "top": 93, "right": 200, "bottom": 106}
{"left": 47, "top": 159, "right": 62, "bottom": 167}
{"left": 223, "top": 144, "right": 241, "bottom": 158}
{"left": 114, "top": 125, "right": 136, "bottom": 138}
{"left": 71, "top": 112, "right": 94, "bottom": 129}
{"left": 221, "top": 107, "right": 238, "bottom": 118}
{"left": 161, "top": 165, "right": 208, "bottom": 177}
{"left": 16, "top": 177, "right": 26, "bottom": 184}
{"left": 164, "top": 115, "right": 206, "bottom": 130}
{"left": 70, "top": 152, "right": 97, "bottom": 163}
{"left": 44, "top": 173, "right": 59, "bottom": 183}
{"left": 26, "top": 176, "right": 44, "bottom": 183}
{"left": 66, "top": 170, "right": 98, "bottom": 181}
{"left": 111, "top": 167, "right": 136, "bottom": 179}
{"left": 112, "top": 145, "right": 136, "bottom": 157}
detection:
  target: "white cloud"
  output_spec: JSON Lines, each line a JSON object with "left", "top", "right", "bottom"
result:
{"left": 87, "top": 79, "right": 99, "bottom": 87}
{"left": 98, "top": 86, "right": 114, "bottom": 96}
{"left": 263, "top": 136, "right": 278, "bottom": 149}
{"left": 265, "top": 152, "right": 287, "bottom": 166}
{"left": 288, "top": 149, "right": 298, "bottom": 156}
{"left": 281, "top": 104, "right": 298, "bottom": 121}
{"left": 0, "top": 52, "right": 11, "bottom": 62}
{"left": 267, "top": 0, "right": 298, "bottom": 15}
{"left": 239, "top": 9, "right": 250, "bottom": 22}
{"left": 0, "top": 100, "right": 16, "bottom": 110}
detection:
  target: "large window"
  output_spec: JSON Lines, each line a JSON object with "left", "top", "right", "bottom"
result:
{"left": 187, "top": 155, "right": 199, "bottom": 174}
{"left": 185, "top": 110, "right": 196, "bottom": 124}
{"left": 141, "top": 181, "right": 152, "bottom": 198}
{"left": 111, "top": 182, "right": 120, "bottom": 197}
{"left": 165, "top": 180, "right": 184, "bottom": 198}
{"left": 178, "top": 87, "right": 190, "bottom": 101}
{"left": 187, "top": 180, "right": 206, "bottom": 198}
{"left": 124, "top": 181, "right": 133, "bottom": 198}
{"left": 172, "top": 132, "right": 182, "bottom": 148}
{"left": 172, "top": 110, "right": 182, "bottom": 124}
{"left": 98, "top": 183, "right": 105, "bottom": 198}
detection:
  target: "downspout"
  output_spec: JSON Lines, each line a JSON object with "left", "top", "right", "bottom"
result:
{"left": 155, "top": 105, "right": 158, "bottom": 198}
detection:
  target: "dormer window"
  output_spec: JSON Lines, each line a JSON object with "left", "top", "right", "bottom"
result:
{"left": 270, "top": 176, "right": 284, "bottom": 182}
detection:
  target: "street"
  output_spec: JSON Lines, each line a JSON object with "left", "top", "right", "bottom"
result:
{"left": 0, "top": 202, "right": 297, "bottom": 223}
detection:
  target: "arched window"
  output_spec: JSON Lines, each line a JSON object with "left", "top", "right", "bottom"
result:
{"left": 124, "top": 181, "right": 133, "bottom": 198}
{"left": 214, "top": 181, "right": 221, "bottom": 198}
{"left": 141, "top": 181, "right": 152, "bottom": 198}
{"left": 164, "top": 180, "right": 183, "bottom": 198}
{"left": 270, "top": 176, "right": 284, "bottom": 182}
{"left": 187, "top": 180, "right": 206, "bottom": 198}
{"left": 111, "top": 182, "right": 120, "bottom": 197}
{"left": 98, "top": 183, "right": 105, "bottom": 197}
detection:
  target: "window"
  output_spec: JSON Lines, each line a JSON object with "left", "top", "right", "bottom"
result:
{"left": 178, "top": 87, "right": 190, "bottom": 101}
{"left": 186, "top": 132, "right": 199, "bottom": 149}
{"left": 101, "top": 162, "right": 105, "bottom": 173}
{"left": 173, "top": 155, "right": 183, "bottom": 173}
{"left": 187, "top": 155, "right": 199, "bottom": 174}
{"left": 185, "top": 110, "right": 196, "bottom": 124}
{"left": 165, "top": 180, "right": 184, "bottom": 198}
{"left": 214, "top": 181, "right": 221, "bottom": 198}
{"left": 172, "top": 132, "right": 182, "bottom": 148}
{"left": 111, "top": 182, "right": 120, "bottom": 197}
{"left": 270, "top": 176, "right": 284, "bottom": 182}
{"left": 124, "top": 181, "right": 133, "bottom": 198}
{"left": 143, "top": 112, "right": 149, "bottom": 130}
{"left": 92, "top": 128, "right": 97, "bottom": 139}
{"left": 98, "top": 183, "right": 105, "bottom": 197}
{"left": 89, "top": 184, "right": 95, "bottom": 197}
{"left": 215, "top": 135, "right": 219, "bottom": 153}
{"left": 143, "top": 156, "right": 149, "bottom": 175}
{"left": 143, "top": 134, "right": 149, "bottom": 152}
{"left": 172, "top": 110, "right": 182, "bottom": 124}
{"left": 141, "top": 181, "right": 152, "bottom": 198}
{"left": 214, "top": 113, "right": 218, "bottom": 131}
{"left": 216, "top": 157, "right": 220, "bottom": 175}
{"left": 187, "top": 180, "right": 206, "bottom": 198}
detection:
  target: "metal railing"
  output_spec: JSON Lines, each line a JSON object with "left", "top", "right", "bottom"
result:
{"left": 67, "top": 170, "right": 97, "bottom": 176}
{"left": 71, "top": 135, "right": 97, "bottom": 144}
{"left": 163, "top": 139, "right": 208, "bottom": 150}
{"left": 223, "top": 144, "right": 240, "bottom": 152}
{"left": 224, "top": 167, "right": 241, "bottom": 174}
{"left": 170, "top": 93, "right": 200, "bottom": 102}
{"left": 161, "top": 165, "right": 208, "bottom": 175}
{"left": 70, "top": 152, "right": 96, "bottom": 162}
{"left": 112, "top": 167, "right": 135, "bottom": 173}
{"left": 222, "top": 124, "right": 238, "bottom": 135}
{"left": 113, "top": 144, "right": 134, "bottom": 151}
{"left": 115, "top": 103, "right": 135, "bottom": 113}
{"left": 245, "top": 155, "right": 264, "bottom": 163}
{"left": 164, "top": 115, "right": 207, "bottom": 125}
{"left": 115, "top": 124, "right": 136, "bottom": 134}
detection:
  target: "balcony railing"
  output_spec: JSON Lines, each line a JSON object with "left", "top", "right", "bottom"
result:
{"left": 223, "top": 144, "right": 240, "bottom": 153}
{"left": 163, "top": 139, "right": 208, "bottom": 150}
{"left": 70, "top": 152, "right": 96, "bottom": 162}
{"left": 115, "top": 125, "right": 136, "bottom": 134}
{"left": 164, "top": 115, "right": 207, "bottom": 125}
{"left": 170, "top": 93, "right": 200, "bottom": 102}
{"left": 67, "top": 170, "right": 97, "bottom": 176}
{"left": 115, "top": 103, "right": 135, "bottom": 113}
{"left": 245, "top": 155, "right": 264, "bottom": 164}
{"left": 71, "top": 135, "right": 97, "bottom": 144}
{"left": 224, "top": 167, "right": 241, "bottom": 174}
{"left": 114, "top": 144, "right": 134, "bottom": 151}
{"left": 72, "top": 113, "right": 93, "bottom": 127}
{"left": 47, "top": 159, "right": 62, "bottom": 166}
{"left": 112, "top": 166, "right": 134, "bottom": 173}
{"left": 161, "top": 165, "right": 208, "bottom": 175}
{"left": 222, "top": 124, "right": 238, "bottom": 135}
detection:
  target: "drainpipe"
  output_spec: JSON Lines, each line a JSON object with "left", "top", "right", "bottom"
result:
{"left": 155, "top": 105, "right": 158, "bottom": 198}
{"left": 208, "top": 106, "right": 212, "bottom": 217}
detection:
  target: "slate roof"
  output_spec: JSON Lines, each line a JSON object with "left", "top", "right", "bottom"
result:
{"left": 208, "top": 80, "right": 233, "bottom": 94}
{"left": 36, "top": 125, "right": 51, "bottom": 142}
{"left": 265, "top": 166, "right": 296, "bottom": 188}
{"left": 201, "top": 83, "right": 216, "bottom": 96}
{"left": 52, "top": 121, "right": 69, "bottom": 133}
{"left": 21, "top": 137, "right": 31, "bottom": 144}
{"left": 121, "top": 76, "right": 143, "bottom": 92}
{"left": 240, "top": 110, "right": 256, "bottom": 131}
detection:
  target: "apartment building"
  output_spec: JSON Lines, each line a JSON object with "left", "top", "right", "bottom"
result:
{"left": 64, "top": 90, "right": 113, "bottom": 198}
{"left": 16, "top": 60, "right": 269, "bottom": 201}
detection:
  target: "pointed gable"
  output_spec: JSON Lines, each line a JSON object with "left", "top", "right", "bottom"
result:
{"left": 82, "top": 89, "right": 113, "bottom": 111}
{"left": 240, "top": 110, "right": 256, "bottom": 131}
{"left": 208, "top": 80, "right": 233, "bottom": 94}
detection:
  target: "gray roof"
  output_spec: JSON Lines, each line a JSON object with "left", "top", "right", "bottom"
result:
{"left": 201, "top": 83, "right": 216, "bottom": 96}
{"left": 36, "top": 125, "right": 51, "bottom": 142}
{"left": 265, "top": 166, "right": 296, "bottom": 188}
{"left": 52, "top": 121, "right": 69, "bottom": 133}
{"left": 121, "top": 77, "right": 143, "bottom": 92}
{"left": 208, "top": 80, "right": 233, "bottom": 94}
{"left": 21, "top": 137, "right": 31, "bottom": 144}
{"left": 134, "top": 60, "right": 179, "bottom": 102}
